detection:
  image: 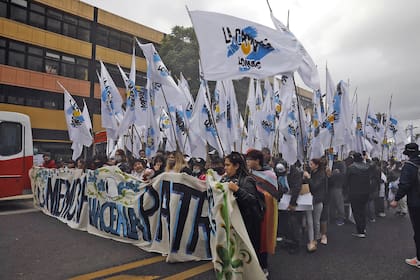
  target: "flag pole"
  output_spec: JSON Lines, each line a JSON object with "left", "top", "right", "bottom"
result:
{"left": 160, "top": 86, "right": 181, "bottom": 152}
{"left": 292, "top": 76, "right": 308, "bottom": 164}
{"left": 204, "top": 80, "right": 225, "bottom": 156}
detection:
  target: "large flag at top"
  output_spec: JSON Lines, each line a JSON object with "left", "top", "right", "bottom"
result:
{"left": 189, "top": 10, "right": 301, "bottom": 81}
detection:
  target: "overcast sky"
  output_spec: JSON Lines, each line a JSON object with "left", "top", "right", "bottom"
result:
{"left": 83, "top": 0, "right": 420, "bottom": 132}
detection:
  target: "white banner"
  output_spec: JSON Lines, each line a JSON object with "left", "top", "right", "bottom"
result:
{"left": 30, "top": 167, "right": 211, "bottom": 262}
{"left": 30, "top": 167, "right": 271, "bottom": 278}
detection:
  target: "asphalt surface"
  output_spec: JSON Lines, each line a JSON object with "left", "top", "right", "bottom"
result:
{"left": 1, "top": 200, "right": 419, "bottom": 280}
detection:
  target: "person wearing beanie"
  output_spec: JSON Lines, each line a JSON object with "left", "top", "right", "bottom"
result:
{"left": 391, "top": 143, "right": 420, "bottom": 268}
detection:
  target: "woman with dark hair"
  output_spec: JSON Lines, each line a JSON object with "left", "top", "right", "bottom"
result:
{"left": 303, "top": 157, "right": 327, "bottom": 252}
{"left": 221, "top": 152, "right": 264, "bottom": 274}
{"left": 151, "top": 154, "right": 166, "bottom": 178}
{"left": 114, "top": 149, "right": 131, "bottom": 173}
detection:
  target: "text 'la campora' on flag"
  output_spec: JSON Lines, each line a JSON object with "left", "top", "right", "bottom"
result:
{"left": 188, "top": 10, "right": 301, "bottom": 81}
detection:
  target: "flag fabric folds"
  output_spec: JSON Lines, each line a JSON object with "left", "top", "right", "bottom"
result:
{"left": 270, "top": 12, "right": 320, "bottom": 91}
{"left": 99, "top": 61, "right": 123, "bottom": 140}
{"left": 189, "top": 10, "right": 301, "bottom": 81}
{"left": 61, "top": 84, "right": 92, "bottom": 160}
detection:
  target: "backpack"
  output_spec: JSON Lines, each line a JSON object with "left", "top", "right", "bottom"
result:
{"left": 404, "top": 161, "right": 420, "bottom": 195}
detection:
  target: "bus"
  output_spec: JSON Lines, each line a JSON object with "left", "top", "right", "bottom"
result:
{"left": 0, "top": 111, "right": 33, "bottom": 198}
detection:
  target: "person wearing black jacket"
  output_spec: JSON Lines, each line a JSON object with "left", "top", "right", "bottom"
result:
{"left": 347, "top": 152, "right": 371, "bottom": 238}
{"left": 303, "top": 158, "right": 327, "bottom": 251}
{"left": 391, "top": 143, "right": 420, "bottom": 268}
{"left": 220, "top": 152, "right": 263, "bottom": 273}
{"left": 328, "top": 158, "right": 347, "bottom": 226}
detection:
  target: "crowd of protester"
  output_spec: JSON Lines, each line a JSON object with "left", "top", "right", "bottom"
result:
{"left": 39, "top": 143, "right": 420, "bottom": 275}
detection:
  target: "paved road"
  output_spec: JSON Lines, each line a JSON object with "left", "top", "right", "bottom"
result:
{"left": 1, "top": 199, "right": 419, "bottom": 279}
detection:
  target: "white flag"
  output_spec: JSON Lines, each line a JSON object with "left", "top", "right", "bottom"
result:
{"left": 270, "top": 12, "right": 320, "bottom": 91}
{"left": 277, "top": 74, "right": 298, "bottom": 164}
{"left": 189, "top": 10, "right": 300, "bottom": 80}
{"left": 116, "top": 64, "right": 140, "bottom": 136}
{"left": 190, "top": 78, "right": 223, "bottom": 156}
{"left": 178, "top": 73, "right": 194, "bottom": 119}
{"left": 325, "top": 66, "right": 335, "bottom": 116}
{"left": 224, "top": 80, "right": 241, "bottom": 152}
{"left": 61, "top": 85, "right": 92, "bottom": 160}
{"left": 99, "top": 61, "right": 123, "bottom": 140}
{"left": 144, "top": 92, "right": 160, "bottom": 158}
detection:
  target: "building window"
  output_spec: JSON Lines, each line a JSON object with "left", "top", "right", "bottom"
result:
{"left": 8, "top": 95, "right": 25, "bottom": 105}
{"left": 0, "top": 2, "right": 7, "bottom": 17}
{"left": 96, "top": 26, "right": 108, "bottom": 46}
{"left": 26, "top": 97, "right": 42, "bottom": 107}
{"left": 27, "top": 55, "right": 43, "bottom": 71}
{"left": 10, "top": 2, "right": 28, "bottom": 23}
{"left": 29, "top": 11, "right": 45, "bottom": 29}
{"left": 3, "top": 38, "right": 90, "bottom": 80}
{"left": 8, "top": 51, "right": 25, "bottom": 68}
{"left": 43, "top": 99, "right": 58, "bottom": 109}
{"left": 0, "top": 38, "right": 5, "bottom": 64}
{"left": 0, "top": 49, "right": 5, "bottom": 64}
{"left": 46, "top": 17, "right": 61, "bottom": 34}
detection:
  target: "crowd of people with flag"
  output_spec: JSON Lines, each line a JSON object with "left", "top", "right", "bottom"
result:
{"left": 50, "top": 5, "right": 420, "bottom": 277}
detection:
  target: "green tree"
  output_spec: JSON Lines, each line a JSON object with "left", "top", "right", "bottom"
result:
{"left": 159, "top": 26, "right": 249, "bottom": 115}
{"left": 158, "top": 26, "right": 200, "bottom": 96}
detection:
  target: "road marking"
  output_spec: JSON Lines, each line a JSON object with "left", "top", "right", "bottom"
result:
{"left": 69, "top": 256, "right": 166, "bottom": 280}
{"left": 160, "top": 262, "right": 213, "bottom": 280}
{"left": 0, "top": 208, "right": 39, "bottom": 216}
{"left": 105, "top": 276, "right": 159, "bottom": 280}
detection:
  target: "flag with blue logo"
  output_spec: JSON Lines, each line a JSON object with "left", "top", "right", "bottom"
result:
{"left": 189, "top": 10, "right": 301, "bottom": 81}
{"left": 99, "top": 61, "right": 123, "bottom": 140}
{"left": 61, "top": 84, "right": 92, "bottom": 160}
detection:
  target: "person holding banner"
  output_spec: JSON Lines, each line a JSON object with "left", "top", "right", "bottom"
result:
{"left": 165, "top": 151, "right": 192, "bottom": 175}
{"left": 220, "top": 152, "right": 264, "bottom": 273}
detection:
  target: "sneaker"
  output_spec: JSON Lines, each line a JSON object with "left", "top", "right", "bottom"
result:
{"left": 320, "top": 235, "right": 328, "bottom": 245}
{"left": 276, "top": 237, "right": 283, "bottom": 242}
{"left": 352, "top": 232, "right": 366, "bottom": 238}
{"left": 263, "top": 268, "right": 269, "bottom": 277}
{"left": 369, "top": 218, "right": 376, "bottom": 223}
{"left": 378, "top": 212, "right": 386, "bottom": 217}
{"left": 336, "top": 220, "right": 345, "bottom": 226}
{"left": 405, "top": 257, "right": 420, "bottom": 268}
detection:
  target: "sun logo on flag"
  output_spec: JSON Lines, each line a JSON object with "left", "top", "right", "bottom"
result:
{"left": 67, "top": 100, "right": 84, "bottom": 128}
{"left": 222, "top": 25, "right": 274, "bottom": 72}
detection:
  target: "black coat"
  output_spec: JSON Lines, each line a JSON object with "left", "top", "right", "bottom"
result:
{"left": 396, "top": 156, "right": 420, "bottom": 208}
{"left": 287, "top": 164, "right": 303, "bottom": 206}
{"left": 221, "top": 174, "right": 261, "bottom": 253}
{"left": 307, "top": 168, "right": 327, "bottom": 204}
{"left": 346, "top": 161, "right": 371, "bottom": 195}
